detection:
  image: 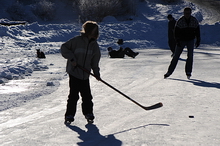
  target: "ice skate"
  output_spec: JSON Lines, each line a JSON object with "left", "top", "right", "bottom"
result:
{"left": 64, "top": 115, "right": 74, "bottom": 125}
{"left": 85, "top": 114, "right": 95, "bottom": 124}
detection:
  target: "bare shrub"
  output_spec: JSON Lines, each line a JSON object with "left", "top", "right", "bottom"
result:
{"left": 78, "top": 0, "right": 121, "bottom": 22}
{"left": 119, "top": 0, "right": 138, "bottom": 16}
{"left": 6, "top": 2, "right": 29, "bottom": 21}
{"left": 17, "top": 0, "right": 35, "bottom": 5}
{"left": 32, "top": 0, "right": 56, "bottom": 21}
{"left": 162, "top": 0, "right": 179, "bottom": 3}
{"left": 77, "top": 0, "right": 138, "bottom": 23}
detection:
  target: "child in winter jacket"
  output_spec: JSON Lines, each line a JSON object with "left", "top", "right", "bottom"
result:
{"left": 61, "top": 21, "right": 101, "bottom": 124}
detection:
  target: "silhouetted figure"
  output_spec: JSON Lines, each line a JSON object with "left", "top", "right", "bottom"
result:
{"left": 167, "top": 14, "right": 176, "bottom": 56}
{"left": 107, "top": 39, "right": 139, "bottom": 58}
{"left": 164, "top": 7, "right": 201, "bottom": 79}
{"left": 107, "top": 47, "right": 138, "bottom": 58}
{"left": 36, "top": 49, "right": 46, "bottom": 58}
{"left": 61, "top": 21, "right": 101, "bottom": 124}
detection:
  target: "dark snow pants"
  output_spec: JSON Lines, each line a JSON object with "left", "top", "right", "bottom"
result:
{"left": 65, "top": 74, "right": 93, "bottom": 117}
{"left": 167, "top": 39, "right": 194, "bottom": 75}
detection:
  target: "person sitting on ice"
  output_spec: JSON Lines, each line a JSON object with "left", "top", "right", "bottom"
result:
{"left": 107, "top": 47, "right": 138, "bottom": 58}
{"left": 107, "top": 39, "right": 139, "bottom": 58}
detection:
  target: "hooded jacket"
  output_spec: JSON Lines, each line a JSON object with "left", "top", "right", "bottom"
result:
{"left": 61, "top": 35, "right": 101, "bottom": 80}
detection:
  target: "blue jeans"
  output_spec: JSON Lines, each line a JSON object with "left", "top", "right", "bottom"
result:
{"left": 167, "top": 39, "right": 194, "bottom": 75}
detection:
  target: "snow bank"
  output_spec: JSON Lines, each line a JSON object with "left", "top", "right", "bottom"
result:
{"left": 102, "top": 16, "right": 118, "bottom": 23}
{"left": 0, "top": 0, "right": 220, "bottom": 85}
{"left": 0, "top": 21, "right": 79, "bottom": 43}
{"left": 0, "top": 19, "right": 27, "bottom": 26}
{"left": 0, "top": 21, "right": 79, "bottom": 84}
{"left": 0, "top": 58, "right": 48, "bottom": 84}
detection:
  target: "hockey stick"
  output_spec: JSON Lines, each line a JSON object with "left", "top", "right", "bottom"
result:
{"left": 77, "top": 65, "right": 163, "bottom": 111}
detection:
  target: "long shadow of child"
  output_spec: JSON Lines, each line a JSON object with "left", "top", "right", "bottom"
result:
{"left": 66, "top": 124, "right": 122, "bottom": 146}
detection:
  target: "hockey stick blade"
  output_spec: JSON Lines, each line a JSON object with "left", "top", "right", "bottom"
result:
{"left": 142, "top": 102, "right": 163, "bottom": 110}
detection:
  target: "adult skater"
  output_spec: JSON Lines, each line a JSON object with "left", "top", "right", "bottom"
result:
{"left": 164, "top": 7, "right": 200, "bottom": 79}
